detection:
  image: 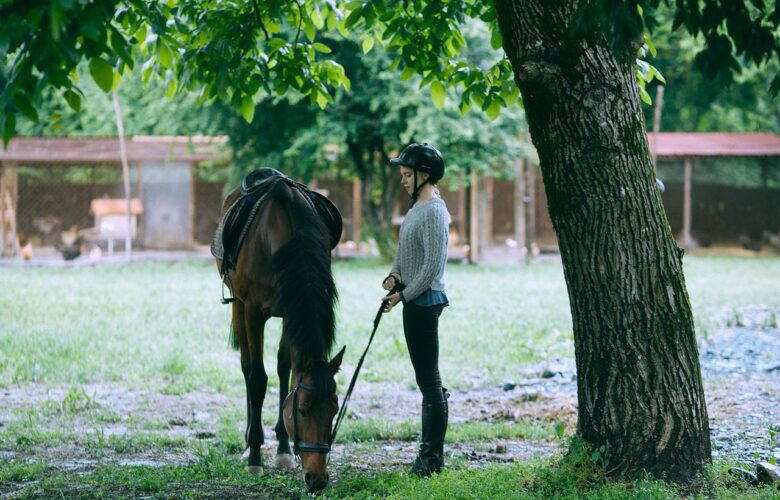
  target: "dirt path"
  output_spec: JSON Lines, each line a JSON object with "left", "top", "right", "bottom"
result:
{"left": 1, "top": 306, "right": 778, "bottom": 486}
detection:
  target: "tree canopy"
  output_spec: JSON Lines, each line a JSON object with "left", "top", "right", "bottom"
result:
{"left": 4, "top": 1, "right": 778, "bottom": 146}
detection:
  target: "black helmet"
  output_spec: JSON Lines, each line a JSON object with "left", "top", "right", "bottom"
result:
{"left": 390, "top": 142, "right": 445, "bottom": 182}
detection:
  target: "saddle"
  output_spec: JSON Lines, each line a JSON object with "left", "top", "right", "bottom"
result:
{"left": 211, "top": 168, "right": 343, "bottom": 275}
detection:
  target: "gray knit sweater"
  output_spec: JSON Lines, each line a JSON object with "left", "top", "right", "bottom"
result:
{"left": 390, "top": 197, "right": 450, "bottom": 303}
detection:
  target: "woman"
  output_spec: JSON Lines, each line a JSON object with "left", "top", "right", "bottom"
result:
{"left": 381, "top": 142, "right": 450, "bottom": 477}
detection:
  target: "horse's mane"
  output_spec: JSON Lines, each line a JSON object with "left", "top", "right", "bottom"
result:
{"left": 268, "top": 182, "right": 337, "bottom": 397}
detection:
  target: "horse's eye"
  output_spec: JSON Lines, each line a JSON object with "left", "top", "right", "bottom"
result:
{"left": 299, "top": 408, "right": 308, "bottom": 418}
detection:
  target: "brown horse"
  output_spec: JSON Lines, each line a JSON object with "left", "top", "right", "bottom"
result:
{"left": 215, "top": 176, "right": 343, "bottom": 492}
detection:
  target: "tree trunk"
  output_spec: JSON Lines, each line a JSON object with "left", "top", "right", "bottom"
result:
{"left": 493, "top": 0, "right": 711, "bottom": 480}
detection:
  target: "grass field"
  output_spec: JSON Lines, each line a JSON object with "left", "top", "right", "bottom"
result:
{"left": 1, "top": 255, "right": 779, "bottom": 498}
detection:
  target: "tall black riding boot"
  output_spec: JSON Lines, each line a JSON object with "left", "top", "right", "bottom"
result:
{"left": 409, "top": 389, "right": 448, "bottom": 477}
{"left": 434, "top": 387, "right": 449, "bottom": 473}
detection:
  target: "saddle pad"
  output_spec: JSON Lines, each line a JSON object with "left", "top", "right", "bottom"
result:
{"left": 211, "top": 168, "right": 343, "bottom": 274}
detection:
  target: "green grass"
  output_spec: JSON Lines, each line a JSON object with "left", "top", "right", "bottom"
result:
{"left": 3, "top": 440, "right": 778, "bottom": 499}
{"left": 1, "top": 255, "right": 779, "bottom": 498}
{"left": 2, "top": 256, "right": 778, "bottom": 389}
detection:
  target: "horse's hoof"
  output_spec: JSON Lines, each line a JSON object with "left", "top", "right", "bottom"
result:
{"left": 275, "top": 453, "right": 295, "bottom": 469}
{"left": 247, "top": 465, "right": 264, "bottom": 475}
{"left": 241, "top": 447, "right": 250, "bottom": 460}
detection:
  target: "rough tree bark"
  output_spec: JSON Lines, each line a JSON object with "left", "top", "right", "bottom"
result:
{"left": 493, "top": 0, "right": 711, "bottom": 480}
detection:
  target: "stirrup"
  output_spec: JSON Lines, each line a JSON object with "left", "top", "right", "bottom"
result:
{"left": 221, "top": 274, "right": 236, "bottom": 304}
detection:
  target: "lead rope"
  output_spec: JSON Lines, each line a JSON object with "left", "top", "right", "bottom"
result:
{"left": 329, "top": 282, "right": 406, "bottom": 452}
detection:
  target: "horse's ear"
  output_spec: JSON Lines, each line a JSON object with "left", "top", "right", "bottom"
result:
{"left": 329, "top": 345, "right": 346, "bottom": 374}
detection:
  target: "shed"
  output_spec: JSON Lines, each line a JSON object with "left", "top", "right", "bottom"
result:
{"left": 0, "top": 136, "right": 226, "bottom": 256}
{"left": 647, "top": 132, "right": 780, "bottom": 248}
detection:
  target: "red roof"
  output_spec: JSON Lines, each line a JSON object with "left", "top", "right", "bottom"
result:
{"left": 0, "top": 136, "right": 227, "bottom": 164}
{"left": 647, "top": 132, "right": 780, "bottom": 157}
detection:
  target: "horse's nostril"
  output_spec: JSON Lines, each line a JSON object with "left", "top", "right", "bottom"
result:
{"left": 304, "top": 472, "right": 328, "bottom": 491}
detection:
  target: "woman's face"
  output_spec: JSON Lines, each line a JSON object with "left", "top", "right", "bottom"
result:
{"left": 399, "top": 166, "right": 429, "bottom": 195}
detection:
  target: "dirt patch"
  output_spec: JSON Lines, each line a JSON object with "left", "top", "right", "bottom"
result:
{"left": 1, "top": 306, "right": 778, "bottom": 495}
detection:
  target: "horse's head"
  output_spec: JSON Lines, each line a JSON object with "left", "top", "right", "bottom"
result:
{"left": 283, "top": 346, "right": 345, "bottom": 492}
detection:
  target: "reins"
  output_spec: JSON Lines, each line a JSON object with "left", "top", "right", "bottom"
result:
{"left": 329, "top": 283, "right": 405, "bottom": 448}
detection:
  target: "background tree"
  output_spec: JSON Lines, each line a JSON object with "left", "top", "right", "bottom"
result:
{"left": 642, "top": 5, "right": 780, "bottom": 134}
{"left": 4, "top": 0, "right": 780, "bottom": 482}
{"left": 207, "top": 31, "right": 526, "bottom": 258}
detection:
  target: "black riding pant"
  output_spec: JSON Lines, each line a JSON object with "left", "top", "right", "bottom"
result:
{"left": 402, "top": 302, "right": 446, "bottom": 405}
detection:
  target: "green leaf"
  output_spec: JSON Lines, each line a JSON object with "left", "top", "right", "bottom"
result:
{"left": 133, "top": 24, "right": 147, "bottom": 44}
{"left": 638, "top": 85, "right": 652, "bottom": 105}
{"left": 313, "top": 42, "right": 331, "bottom": 53}
{"left": 458, "top": 97, "right": 472, "bottom": 115}
{"left": 64, "top": 89, "right": 81, "bottom": 112}
{"left": 158, "top": 41, "right": 173, "bottom": 69}
{"left": 303, "top": 19, "right": 316, "bottom": 42}
{"left": 141, "top": 57, "right": 155, "bottom": 85}
{"left": 649, "top": 65, "right": 666, "bottom": 84}
{"left": 400, "top": 66, "right": 416, "bottom": 81}
{"left": 644, "top": 36, "right": 657, "bottom": 58}
{"left": 13, "top": 92, "right": 38, "bottom": 122}
{"left": 240, "top": 95, "right": 255, "bottom": 123}
{"left": 490, "top": 28, "right": 503, "bottom": 50}
{"left": 362, "top": 36, "right": 374, "bottom": 54}
{"left": 430, "top": 80, "right": 445, "bottom": 109}
{"left": 486, "top": 99, "right": 501, "bottom": 120}
{"left": 3, "top": 112, "right": 16, "bottom": 148}
{"left": 268, "top": 38, "right": 286, "bottom": 50}
{"left": 316, "top": 91, "right": 329, "bottom": 110}
{"left": 110, "top": 29, "right": 134, "bottom": 69}
{"left": 88, "top": 58, "right": 115, "bottom": 92}
{"left": 311, "top": 6, "right": 324, "bottom": 29}
{"left": 50, "top": 3, "right": 65, "bottom": 40}
{"left": 326, "top": 11, "right": 338, "bottom": 31}
{"left": 344, "top": 8, "right": 363, "bottom": 29}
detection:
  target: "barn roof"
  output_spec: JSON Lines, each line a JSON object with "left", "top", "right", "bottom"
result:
{"left": 647, "top": 132, "right": 780, "bottom": 158}
{"left": 0, "top": 136, "right": 228, "bottom": 165}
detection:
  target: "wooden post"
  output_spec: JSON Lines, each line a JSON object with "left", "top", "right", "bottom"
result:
{"left": 352, "top": 178, "right": 362, "bottom": 242}
{"left": 651, "top": 86, "right": 665, "bottom": 169}
{"left": 457, "top": 172, "right": 467, "bottom": 247}
{"left": 514, "top": 158, "right": 527, "bottom": 263}
{"left": 469, "top": 172, "right": 479, "bottom": 263}
{"left": 681, "top": 157, "right": 693, "bottom": 248}
{"left": 189, "top": 162, "right": 196, "bottom": 248}
{"left": 112, "top": 91, "right": 133, "bottom": 260}
{"left": 485, "top": 176, "right": 494, "bottom": 246}
{"left": 0, "top": 162, "right": 19, "bottom": 257}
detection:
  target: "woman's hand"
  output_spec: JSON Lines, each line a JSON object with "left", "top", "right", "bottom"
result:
{"left": 381, "top": 292, "right": 401, "bottom": 313}
{"left": 382, "top": 273, "right": 400, "bottom": 291}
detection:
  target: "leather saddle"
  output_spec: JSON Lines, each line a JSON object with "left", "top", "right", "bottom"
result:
{"left": 211, "top": 168, "right": 343, "bottom": 274}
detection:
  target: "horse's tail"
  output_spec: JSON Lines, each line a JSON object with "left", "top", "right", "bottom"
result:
{"left": 267, "top": 181, "right": 337, "bottom": 387}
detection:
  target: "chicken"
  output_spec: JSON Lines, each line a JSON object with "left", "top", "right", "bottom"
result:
{"left": 55, "top": 225, "right": 85, "bottom": 261}
{"left": 738, "top": 233, "right": 761, "bottom": 252}
{"left": 21, "top": 242, "right": 33, "bottom": 261}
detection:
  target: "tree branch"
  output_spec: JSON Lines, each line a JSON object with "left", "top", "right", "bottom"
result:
{"left": 294, "top": 0, "right": 304, "bottom": 45}
{"left": 252, "top": 0, "right": 270, "bottom": 40}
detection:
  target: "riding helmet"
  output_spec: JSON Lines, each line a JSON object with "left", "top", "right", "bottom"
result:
{"left": 390, "top": 142, "right": 445, "bottom": 182}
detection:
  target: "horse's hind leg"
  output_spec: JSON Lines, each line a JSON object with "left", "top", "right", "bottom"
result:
{"left": 274, "top": 341, "right": 294, "bottom": 469}
{"left": 235, "top": 301, "right": 269, "bottom": 474}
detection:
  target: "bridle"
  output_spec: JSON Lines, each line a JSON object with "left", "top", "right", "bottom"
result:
{"left": 284, "top": 283, "right": 405, "bottom": 458}
{"left": 284, "top": 375, "right": 333, "bottom": 456}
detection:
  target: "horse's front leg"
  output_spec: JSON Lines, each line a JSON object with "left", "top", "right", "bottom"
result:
{"left": 237, "top": 303, "right": 269, "bottom": 474}
{"left": 274, "top": 343, "right": 294, "bottom": 469}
